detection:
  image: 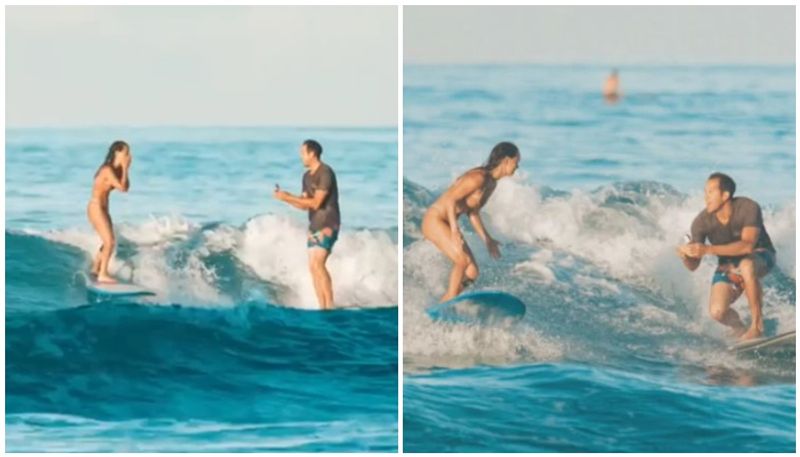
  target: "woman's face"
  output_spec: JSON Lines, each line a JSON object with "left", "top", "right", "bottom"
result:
{"left": 114, "top": 146, "right": 130, "bottom": 166}
{"left": 501, "top": 155, "right": 520, "bottom": 177}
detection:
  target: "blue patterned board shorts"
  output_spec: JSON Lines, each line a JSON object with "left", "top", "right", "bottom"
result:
{"left": 307, "top": 227, "right": 339, "bottom": 252}
{"left": 712, "top": 250, "right": 776, "bottom": 288}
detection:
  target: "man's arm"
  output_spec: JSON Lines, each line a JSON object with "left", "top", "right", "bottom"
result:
{"left": 678, "top": 214, "right": 707, "bottom": 271}
{"left": 677, "top": 246, "right": 701, "bottom": 271}
{"left": 275, "top": 189, "right": 328, "bottom": 211}
{"left": 706, "top": 226, "right": 760, "bottom": 257}
{"left": 679, "top": 226, "right": 760, "bottom": 267}
{"left": 704, "top": 200, "right": 765, "bottom": 258}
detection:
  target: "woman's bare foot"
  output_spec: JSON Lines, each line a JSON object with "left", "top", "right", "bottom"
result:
{"left": 96, "top": 274, "right": 117, "bottom": 284}
{"left": 728, "top": 326, "right": 747, "bottom": 338}
{"left": 90, "top": 255, "right": 101, "bottom": 275}
{"left": 739, "top": 326, "right": 763, "bottom": 341}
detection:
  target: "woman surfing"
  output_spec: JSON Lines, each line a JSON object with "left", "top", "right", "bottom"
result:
{"left": 87, "top": 140, "right": 131, "bottom": 283}
{"left": 421, "top": 141, "right": 520, "bottom": 302}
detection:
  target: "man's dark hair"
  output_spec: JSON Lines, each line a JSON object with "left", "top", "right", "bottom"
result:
{"left": 708, "top": 172, "right": 736, "bottom": 198}
{"left": 303, "top": 139, "right": 323, "bottom": 158}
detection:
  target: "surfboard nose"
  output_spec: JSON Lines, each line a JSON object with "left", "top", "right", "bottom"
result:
{"left": 427, "top": 291, "right": 526, "bottom": 325}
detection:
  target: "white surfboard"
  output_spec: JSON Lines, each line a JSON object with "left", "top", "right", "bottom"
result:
{"left": 86, "top": 279, "right": 156, "bottom": 299}
{"left": 728, "top": 330, "right": 795, "bottom": 354}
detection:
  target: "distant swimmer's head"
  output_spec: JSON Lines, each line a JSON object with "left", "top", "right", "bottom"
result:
{"left": 484, "top": 141, "right": 520, "bottom": 178}
{"left": 97, "top": 140, "right": 129, "bottom": 173}
{"left": 299, "top": 139, "right": 323, "bottom": 167}
{"left": 705, "top": 172, "right": 736, "bottom": 213}
{"left": 603, "top": 69, "right": 621, "bottom": 101}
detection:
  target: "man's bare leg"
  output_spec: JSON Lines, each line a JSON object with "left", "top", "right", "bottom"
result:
{"left": 738, "top": 256, "right": 769, "bottom": 341}
{"left": 309, "top": 248, "right": 333, "bottom": 310}
{"left": 709, "top": 281, "right": 746, "bottom": 336}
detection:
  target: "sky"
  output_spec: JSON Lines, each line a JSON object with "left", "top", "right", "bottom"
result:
{"left": 6, "top": 6, "right": 397, "bottom": 128}
{"left": 405, "top": 6, "right": 795, "bottom": 65}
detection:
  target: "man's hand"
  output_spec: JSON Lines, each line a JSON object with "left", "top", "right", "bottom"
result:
{"left": 486, "top": 237, "right": 501, "bottom": 259}
{"left": 274, "top": 189, "right": 289, "bottom": 202}
{"left": 679, "top": 242, "right": 706, "bottom": 259}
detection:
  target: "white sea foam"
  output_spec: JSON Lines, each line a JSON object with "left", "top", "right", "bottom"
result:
{"left": 35, "top": 213, "right": 398, "bottom": 310}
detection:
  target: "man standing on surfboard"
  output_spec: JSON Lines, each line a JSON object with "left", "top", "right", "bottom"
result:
{"left": 677, "top": 172, "right": 777, "bottom": 341}
{"left": 274, "top": 139, "right": 341, "bottom": 310}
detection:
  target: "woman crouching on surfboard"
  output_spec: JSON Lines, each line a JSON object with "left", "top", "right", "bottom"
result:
{"left": 87, "top": 140, "right": 131, "bottom": 283}
{"left": 422, "top": 141, "right": 520, "bottom": 302}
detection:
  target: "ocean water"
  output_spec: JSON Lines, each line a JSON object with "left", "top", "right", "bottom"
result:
{"left": 403, "top": 65, "right": 795, "bottom": 452}
{"left": 6, "top": 126, "right": 398, "bottom": 451}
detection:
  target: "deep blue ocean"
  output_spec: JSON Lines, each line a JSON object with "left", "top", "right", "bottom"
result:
{"left": 6, "top": 127, "right": 398, "bottom": 451}
{"left": 403, "top": 64, "right": 795, "bottom": 452}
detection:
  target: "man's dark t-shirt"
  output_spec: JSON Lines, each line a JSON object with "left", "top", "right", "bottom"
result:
{"left": 302, "top": 163, "right": 340, "bottom": 232}
{"left": 690, "top": 196, "right": 775, "bottom": 265}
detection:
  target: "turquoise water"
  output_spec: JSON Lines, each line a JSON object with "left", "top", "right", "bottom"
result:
{"left": 6, "top": 126, "right": 398, "bottom": 451}
{"left": 403, "top": 64, "right": 795, "bottom": 452}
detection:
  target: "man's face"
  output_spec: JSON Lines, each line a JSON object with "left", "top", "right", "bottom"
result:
{"left": 299, "top": 144, "right": 313, "bottom": 167}
{"left": 704, "top": 178, "right": 728, "bottom": 213}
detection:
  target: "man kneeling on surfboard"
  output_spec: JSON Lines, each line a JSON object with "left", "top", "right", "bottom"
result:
{"left": 677, "top": 172, "right": 777, "bottom": 341}
{"left": 274, "top": 139, "right": 340, "bottom": 310}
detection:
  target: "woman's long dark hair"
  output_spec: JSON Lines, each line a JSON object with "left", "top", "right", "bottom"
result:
{"left": 482, "top": 141, "right": 519, "bottom": 171}
{"left": 95, "top": 140, "right": 128, "bottom": 177}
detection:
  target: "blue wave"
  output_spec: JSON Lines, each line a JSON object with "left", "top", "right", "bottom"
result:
{"left": 403, "top": 177, "right": 795, "bottom": 452}
{"left": 6, "top": 231, "right": 398, "bottom": 451}
{"left": 405, "top": 364, "right": 796, "bottom": 452}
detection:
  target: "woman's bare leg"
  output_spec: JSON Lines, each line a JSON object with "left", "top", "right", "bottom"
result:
{"left": 88, "top": 204, "right": 116, "bottom": 283}
{"left": 422, "top": 211, "right": 476, "bottom": 302}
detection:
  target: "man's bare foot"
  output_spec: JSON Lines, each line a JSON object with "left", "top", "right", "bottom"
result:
{"left": 96, "top": 274, "right": 117, "bottom": 284}
{"left": 739, "top": 326, "right": 763, "bottom": 341}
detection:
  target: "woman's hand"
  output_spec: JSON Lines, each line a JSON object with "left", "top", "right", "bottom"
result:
{"left": 121, "top": 152, "right": 132, "bottom": 169}
{"left": 486, "top": 237, "right": 501, "bottom": 259}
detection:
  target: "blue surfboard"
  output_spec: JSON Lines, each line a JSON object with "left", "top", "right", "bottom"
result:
{"left": 86, "top": 279, "right": 156, "bottom": 299}
{"left": 426, "top": 290, "right": 526, "bottom": 325}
